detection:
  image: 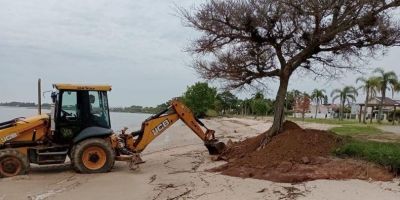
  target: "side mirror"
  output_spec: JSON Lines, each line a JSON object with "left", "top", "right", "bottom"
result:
{"left": 51, "top": 92, "right": 57, "bottom": 103}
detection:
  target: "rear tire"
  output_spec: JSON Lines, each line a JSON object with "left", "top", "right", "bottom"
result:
{"left": 71, "top": 138, "right": 115, "bottom": 174}
{"left": 0, "top": 149, "right": 30, "bottom": 178}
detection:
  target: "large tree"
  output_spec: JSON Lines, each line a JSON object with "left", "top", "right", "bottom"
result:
{"left": 356, "top": 76, "right": 380, "bottom": 123}
{"left": 311, "top": 89, "right": 326, "bottom": 118}
{"left": 181, "top": 0, "right": 400, "bottom": 144}
{"left": 182, "top": 82, "right": 217, "bottom": 117}
{"left": 373, "top": 68, "right": 398, "bottom": 123}
{"left": 216, "top": 91, "right": 239, "bottom": 114}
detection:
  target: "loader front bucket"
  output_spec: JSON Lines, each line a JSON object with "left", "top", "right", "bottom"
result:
{"left": 204, "top": 139, "right": 226, "bottom": 155}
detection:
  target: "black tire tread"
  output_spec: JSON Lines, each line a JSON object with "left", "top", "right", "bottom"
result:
{"left": 71, "top": 138, "right": 115, "bottom": 174}
{"left": 0, "top": 149, "right": 30, "bottom": 178}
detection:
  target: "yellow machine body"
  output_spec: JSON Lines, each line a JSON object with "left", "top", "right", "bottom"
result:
{"left": 53, "top": 83, "right": 112, "bottom": 91}
{"left": 111, "top": 99, "right": 224, "bottom": 155}
{"left": 0, "top": 115, "right": 49, "bottom": 155}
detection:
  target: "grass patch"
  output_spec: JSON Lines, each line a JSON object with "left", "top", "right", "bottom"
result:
{"left": 288, "top": 117, "right": 360, "bottom": 125}
{"left": 335, "top": 139, "right": 400, "bottom": 172}
{"left": 288, "top": 117, "right": 395, "bottom": 126}
{"left": 329, "top": 125, "right": 382, "bottom": 136}
{"left": 205, "top": 109, "right": 218, "bottom": 117}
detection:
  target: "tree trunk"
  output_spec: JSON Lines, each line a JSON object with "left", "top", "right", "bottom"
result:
{"left": 340, "top": 100, "right": 344, "bottom": 121}
{"left": 338, "top": 100, "right": 342, "bottom": 121}
{"left": 378, "top": 86, "right": 386, "bottom": 123}
{"left": 370, "top": 106, "right": 373, "bottom": 124}
{"left": 393, "top": 106, "right": 396, "bottom": 125}
{"left": 315, "top": 101, "right": 319, "bottom": 119}
{"left": 378, "top": 89, "right": 385, "bottom": 123}
{"left": 363, "top": 89, "right": 369, "bottom": 124}
{"left": 261, "top": 76, "right": 289, "bottom": 146}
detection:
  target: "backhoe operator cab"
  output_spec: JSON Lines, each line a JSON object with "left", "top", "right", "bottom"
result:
{"left": 52, "top": 84, "right": 112, "bottom": 144}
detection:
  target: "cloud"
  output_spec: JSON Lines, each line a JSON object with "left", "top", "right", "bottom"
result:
{"left": 0, "top": 0, "right": 399, "bottom": 107}
{"left": 0, "top": 0, "right": 200, "bottom": 106}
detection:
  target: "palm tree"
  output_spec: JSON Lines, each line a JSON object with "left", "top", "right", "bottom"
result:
{"left": 373, "top": 68, "right": 398, "bottom": 123}
{"left": 311, "top": 89, "right": 326, "bottom": 119}
{"left": 331, "top": 86, "right": 358, "bottom": 120}
{"left": 356, "top": 76, "right": 380, "bottom": 124}
{"left": 391, "top": 81, "right": 400, "bottom": 98}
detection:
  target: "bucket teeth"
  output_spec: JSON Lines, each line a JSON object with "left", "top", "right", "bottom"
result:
{"left": 204, "top": 140, "right": 226, "bottom": 155}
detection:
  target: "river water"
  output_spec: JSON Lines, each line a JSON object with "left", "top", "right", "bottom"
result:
{"left": 0, "top": 106, "right": 195, "bottom": 154}
{"left": 0, "top": 106, "right": 151, "bottom": 132}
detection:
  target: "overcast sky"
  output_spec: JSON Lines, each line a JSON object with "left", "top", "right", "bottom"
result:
{"left": 0, "top": 0, "right": 399, "bottom": 107}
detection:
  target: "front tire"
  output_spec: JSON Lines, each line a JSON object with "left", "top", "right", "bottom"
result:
{"left": 71, "top": 138, "right": 115, "bottom": 173}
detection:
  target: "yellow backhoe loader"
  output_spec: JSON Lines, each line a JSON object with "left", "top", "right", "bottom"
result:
{"left": 0, "top": 83, "right": 225, "bottom": 177}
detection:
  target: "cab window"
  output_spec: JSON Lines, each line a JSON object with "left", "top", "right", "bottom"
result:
{"left": 88, "top": 91, "right": 110, "bottom": 128}
{"left": 60, "top": 91, "right": 78, "bottom": 121}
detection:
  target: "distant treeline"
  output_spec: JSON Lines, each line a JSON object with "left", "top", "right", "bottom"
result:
{"left": 109, "top": 103, "right": 169, "bottom": 114}
{"left": 0, "top": 102, "right": 52, "bottom": 108}
{"left": 0, "top": 101, "right": 168, "bottom": 114}
{"left": 0, "top": 101, "right": 169, "bottom": 114}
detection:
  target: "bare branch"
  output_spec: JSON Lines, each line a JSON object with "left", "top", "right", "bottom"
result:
{"left": 180, "top": 0, "right": 400, "bottom": 89}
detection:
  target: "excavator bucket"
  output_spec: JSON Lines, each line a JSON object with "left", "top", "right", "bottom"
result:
{"left": 204, "top": 139, "right": 226, "bottom": 155}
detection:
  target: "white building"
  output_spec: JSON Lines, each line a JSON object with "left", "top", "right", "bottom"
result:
{"left": 357, "top": 97, "right": 400, "bottom": 121}
{"left": 293, "top": 104, "right": 336, "bottom": 119}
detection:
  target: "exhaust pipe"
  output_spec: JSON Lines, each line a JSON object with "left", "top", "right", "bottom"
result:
{"left": 38, "top": 79, "right": 41, "bottom": 115}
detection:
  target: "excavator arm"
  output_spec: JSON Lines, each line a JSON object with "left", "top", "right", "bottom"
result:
{"left": 117, "top": 99, "right": 225, "bottom": 155}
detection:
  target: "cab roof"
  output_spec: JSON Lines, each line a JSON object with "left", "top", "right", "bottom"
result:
{"left": 53, "top": 84, "right": 112, "bottom": 91}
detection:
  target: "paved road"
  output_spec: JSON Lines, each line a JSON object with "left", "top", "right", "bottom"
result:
{"left": 378, "top": 126, "right": 400, "bottom": 135}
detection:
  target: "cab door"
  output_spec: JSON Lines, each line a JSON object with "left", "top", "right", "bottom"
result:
{"left": 55, "top": 90, "right": 82, "bottom": 143}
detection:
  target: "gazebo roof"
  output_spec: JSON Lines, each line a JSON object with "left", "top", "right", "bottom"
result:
{"left": 358, "top": 97, "right": 400, "bottom": 106}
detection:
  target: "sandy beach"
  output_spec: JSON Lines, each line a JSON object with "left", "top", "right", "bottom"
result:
{"left": 0, "top": 117, "right": 399, "bottom": 200}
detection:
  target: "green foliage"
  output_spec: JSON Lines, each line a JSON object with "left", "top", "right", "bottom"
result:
{"left": 335, "top": 140, "right": 400, "bottom": 171}
{"left": 248, "top": 92, "right": 274, "bottom": 116}
{"left": 329, "top": 125, "right": 382, "bottom": 136}
{"left": 356, "top": 76, "right": 380, "bottom": 98}
{"left": 311, "top": 89, "right": 326, "bottom": 118}
{"left": 331, "top": 86, "right": 358, "bottom": 120}
{"left": 387, "top": 110, "right": 400, "bottom": 122}
{"left": 285, "top": 90, "right": 301, "bottom": 110}
{"left": 213, "top": 98, "right": 223, "bottom": 114}
{"left": 343, "top": 106, "right": 351, "bottom": 113}
{"left": 205, "top": 109, "right": 219, "bottom": 117}
{"left": 252, "top": 91, "right": 264, "bottom": 100}
{"left": 373, "top": 68, "right": 398, "bottom": 123}
{"left": 289, "top": 117, "right": 360, "bottom": 125}
{"left": 0, "top": 101, "right": 38, "bottom": 107}
{"left": 239, "top": 98, "right": 252, "bottom": 115}
{"left": 216, "top": 91, "right": 238, "bottom": 114}
{"left": 311, "top": 89, "right": 326, "bottom": 104}
{"left": 373, "top": 68, "right": 398, "bottom": 92}
{"left": 182, "top": 82, "right": 217, "bottom": 117}
{"left": 250, "top": 98, "right": 267, "bottom": 115}
{"left": 323, "top": 95, "right": 328, "bottom": 104}
{"left": 110, "top": 103, "right": 168, "bottom": 114}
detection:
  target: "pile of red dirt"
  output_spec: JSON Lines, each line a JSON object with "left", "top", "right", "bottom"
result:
{"left": 211, "top": 121, "right": 394, "bottom": 183}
